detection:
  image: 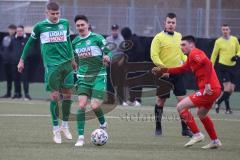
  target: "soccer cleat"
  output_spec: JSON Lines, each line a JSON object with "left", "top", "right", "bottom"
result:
{"left": 60, "top": 127, "right": 73, "bottom": 140}
{"left": 184, "top": 132, "right": 205, "bottom": 147}
{"left": 182, "top": 129, "right": 193, "bottom": 138}
{"left": 225, "top": 109, "right": 233, "bottom": 114}
{"left": 155, "top": 129, "right": 162, "bottom": 136}
{"left": 0, "top": 94, "right": 11, "bottom": 98}
{"left": 100, "top": 122, "right": 108, "bottom": 130}
{"left": 75, "top": 136, "right": 85, "bottom": 147}
{"left": 53, "top": 129, "right": 62, "bottom": 144}
{"left": 134, "top": 100, "right": 142, "bottom": 107}
{"left": 201, "top": 139, "right": 222, "bottom": 149}
{"left": 122, "top": 101, "right": 128, "bottom": 106}
{"left": 24, "top": 94, "right": 32, "bottom": 101}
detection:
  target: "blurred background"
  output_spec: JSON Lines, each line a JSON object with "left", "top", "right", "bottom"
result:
{"left": 1, "top": 0, "right": 240, "bottom": 38}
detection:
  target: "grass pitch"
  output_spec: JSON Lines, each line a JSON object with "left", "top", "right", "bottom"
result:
{"left": 0, "top": 82, "right": 240, "bottom": 160}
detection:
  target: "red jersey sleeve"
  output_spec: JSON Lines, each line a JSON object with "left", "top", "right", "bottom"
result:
{"left": 167, "top": 59, "right": 191, "bottom": 74}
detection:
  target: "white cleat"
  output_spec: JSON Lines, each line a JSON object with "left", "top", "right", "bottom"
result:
{"left": 53, "top": 129, "right": 62, "bottom": 144}
{"left": 184, "top": 132, "right": 205, "bottom": 147}
{"left": 122, "top": 101, "right": 128, "bottom": 106}
{"left": 134, "top": 100, "right": 142, "bottom": 107}
{"left": 75, "top": 136, "right": 85, "bottom": 147}
{"left": 100, "top": 122, "right": 108, "bottom": 130}
{"left": 61, "top": 127, "right": 73, "bottom": 140}
{"left": 201, "top": 139, "right": 222, "bottom": 149}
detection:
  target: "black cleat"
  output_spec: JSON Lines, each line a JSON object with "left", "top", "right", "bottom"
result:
{"left": 12, "top": 94, "right": 22, "bottom": 99}
{"left": 24, "top": 94, "right": 32, "bottom": 100}
{"left": 225, "top": 109, "right": 233, "bottom": 114}
{"left": 0, "top": 94, "right": 11, "bottom": 98}
{"left": 155, "top": 129, "right": 162, "bottom": 136}
{"left": 182, "top": 129, "right": 193, "bottom": 138}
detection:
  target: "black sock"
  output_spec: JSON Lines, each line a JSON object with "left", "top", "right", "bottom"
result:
{"left": 224, "top": 92, "right": 231, "bottom": 111}
{"left": 181, "top": 118, "right": 188, "bottom": 131}
{"left": 217, "top": 92, "right": 230, "bottom": 105}
{"left": 155, "top": 104, "right": 163, "bottom": 131}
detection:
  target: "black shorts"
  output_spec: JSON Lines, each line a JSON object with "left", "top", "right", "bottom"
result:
{"left": 156, "top": 74, "right": 186, "bottom": 98}
{"left": 219, "top": 64, "right": 238, "bottom": 84}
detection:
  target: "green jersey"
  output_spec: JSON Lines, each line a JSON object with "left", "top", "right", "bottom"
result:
{"left": 72, "top": 32, "right": 112, "bottom": 77}
{"left": 21, "top": 18, "right": 73, "bottom": 67}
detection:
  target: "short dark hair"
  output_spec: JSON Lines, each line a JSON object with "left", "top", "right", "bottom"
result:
{"left": 166, "top": 12, "right": 176, "bottom": 19}
{"left": 46, "top": 2, "right": 60, "bottom": 11}
{"left": 222, "top": 23, "right": 229, "bottom": 27}
{"left": 111, "top": 24, "right": 119, "bottom": 30}
{"left": 8, "top": 24, "right": 17, "bottom": 30}
{"left": 17, "top": 25, "right": 24, "bottom": 29}
{"left": 182, "top": 35, "right": 196, "bottom": 44}
{"left": 74, "top": 15, "right": 88, "bottom": 23}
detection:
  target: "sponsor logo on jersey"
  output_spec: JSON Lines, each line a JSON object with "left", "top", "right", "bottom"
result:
{"left": 40, "top": 30, "right": 67, "bottom": 44}
{"left": 75, "top": 46, "right": 92, "bottom": 58}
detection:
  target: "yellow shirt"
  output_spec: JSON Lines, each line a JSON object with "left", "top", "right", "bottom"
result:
{"left": 150, "top": 31, "right": 187, "bottom": 67}
{"left": 211, "top": 36, "right": 240, "bottom": 66}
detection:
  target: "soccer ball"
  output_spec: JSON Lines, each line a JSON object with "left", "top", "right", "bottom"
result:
{"left": 91, "top": 129, "right": 108, "bottom": 146}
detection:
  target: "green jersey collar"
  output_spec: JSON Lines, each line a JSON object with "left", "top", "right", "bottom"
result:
{"left": 78, "top": 32, "right": 92, "bottom": 39}
{"left": 46, "top": 18, "right": 60, "bottom": 24}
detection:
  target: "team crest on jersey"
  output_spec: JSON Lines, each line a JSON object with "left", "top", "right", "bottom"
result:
{"left": 58, "top": 24, "right": 64, "bottom": 30}
{"left": 86, "top": 40, "right": 91, "bottom": 45}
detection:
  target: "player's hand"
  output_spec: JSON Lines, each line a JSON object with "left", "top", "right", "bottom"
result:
{"left": 71, "top": 60, "right": 78, "bottom": 71}
{"left": 103, "top": 55, "right": 110, "bottom": 66}
{"left": 231, "top": 55, "right": 239, "bottom": 61}
{"left": 151, "top": 67, "right": 168, "bottom": 76}
{"left": 17, "top": 59, "right": 24, "bottom": 73}
{"left": 203, "top": 84, "right": 213, "bottom": 95}
{"left": 161, "top": 73, "right": 170, "bottom": 78}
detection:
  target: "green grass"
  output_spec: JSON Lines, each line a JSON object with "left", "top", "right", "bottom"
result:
{"left": 0, "top": 82, "right": 240, "bottom": 160}
{"left": 0, "top": 99, "right": 240, "bottom": 160}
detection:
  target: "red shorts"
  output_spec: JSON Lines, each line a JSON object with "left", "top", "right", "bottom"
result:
{"left": 189, "top": 88, "right": 221, "bottom": 109}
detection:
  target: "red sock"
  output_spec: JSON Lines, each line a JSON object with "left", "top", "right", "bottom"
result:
{"left": 200, "top": 116, "right": 217, "bottom": 140}
{"left": 180, "top": 109, "right": 200, "bottom": 134}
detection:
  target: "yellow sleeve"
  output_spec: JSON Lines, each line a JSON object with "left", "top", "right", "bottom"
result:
{"left": 211, "top": 40, "right": 219, "bottom": 65}
{"left": 150, "top": 35, "right": 165, "bottom": 67}
{"left": 235, "top": 38, "right": 240, "bottom": 56}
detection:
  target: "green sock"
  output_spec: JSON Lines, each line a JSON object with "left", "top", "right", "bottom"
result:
{"left": 50, "top": 101, "right": 59, "bottom": 126}
{"left": 77, "top": 108, "right": 85, "bottom": 135}
{"left": 93, "top": 107, "right": 105, "bottom": 125}
{"left": 62, "top": 100, "right": 72, "bottom": 121}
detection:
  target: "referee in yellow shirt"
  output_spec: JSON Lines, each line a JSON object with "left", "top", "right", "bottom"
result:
{"left": 211, "top": 24, "right": 240, "bottom": 114}
{"left": 151, "top": 13, "right": 192, "bottom": 137}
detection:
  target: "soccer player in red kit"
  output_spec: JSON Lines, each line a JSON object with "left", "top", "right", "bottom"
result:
{"left": 152, "top": 35, "right": 222, "bottom": 149}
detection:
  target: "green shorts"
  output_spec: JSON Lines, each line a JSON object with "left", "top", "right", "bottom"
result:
{"left": 45, "top": 61, "right": 74, "bottom": 91}
{"left": 76, "top": 75, "right": 106, "bottom": 100}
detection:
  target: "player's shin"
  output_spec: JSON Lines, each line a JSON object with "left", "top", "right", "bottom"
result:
{"left": 180, "top": 109, "right": 200, "bottom": 134}
{"left": 155, "top": 104, "right": 163, "bottom": 135}
{"left": 50, "top": 101, "right": 59, "bottom": 128}
{"left": 77, "top": 108, "right": 85, "bottom": 136}
{"left": 61, "top": 99, "right": 72, "bottom": 127}
{"left": 200, "top": 116, "right": 218, "bottom": 140}
{"left": 93, "top": 107, "right": 106, "bottom": 125}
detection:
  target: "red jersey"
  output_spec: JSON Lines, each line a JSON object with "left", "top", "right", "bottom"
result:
{"left": 168, "top": 48, "right": 221, "bottom": 90}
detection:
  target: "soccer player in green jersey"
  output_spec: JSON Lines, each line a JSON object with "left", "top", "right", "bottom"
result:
{"left": 72, "top": 15, "right": 111, "bottom": 147}
{"left": 17, "top": 2, "right": 77, "bottom": 144}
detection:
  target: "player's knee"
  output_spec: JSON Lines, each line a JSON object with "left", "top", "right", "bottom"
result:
{"left": 156, "top": 97, "right": 165, "bottom": 106}
{"left": 78, "top": 100, "right": 87, "bottom": 109}
{"left": 176, "top": 103, "right": 183, "bottom": 113}
{"left": 91, "top": 102, "right": 100, "bottom": 110}
{"left": 50, "top": 91, "right": 60, "bottom": 101}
